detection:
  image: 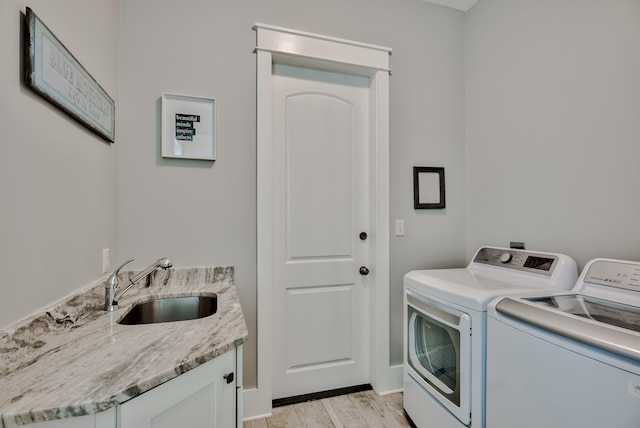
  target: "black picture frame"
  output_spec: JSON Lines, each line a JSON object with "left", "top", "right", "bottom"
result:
{"left": 24, "top": 7, "right": 115, "bottom": 143}
{"left": 413, "top": 166, "right": 445, "bottom": 209}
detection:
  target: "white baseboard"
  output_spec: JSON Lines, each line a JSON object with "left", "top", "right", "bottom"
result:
{"left": 377, "top": 363, "right": 404, "bottom": 395}
{"left": 242, "top": 387, "right": 271, "bottom": 422}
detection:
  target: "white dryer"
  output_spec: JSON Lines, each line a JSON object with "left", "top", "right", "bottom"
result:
{"left": 403, "top": 246, "right": 578, "bottom": 428}
{"left": 486, "top": 258, "right": 640, "bottom": 428}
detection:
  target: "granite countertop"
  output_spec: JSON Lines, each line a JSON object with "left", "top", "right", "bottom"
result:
{"left": 0, "top": 266, "right": 248, "bottom": 427}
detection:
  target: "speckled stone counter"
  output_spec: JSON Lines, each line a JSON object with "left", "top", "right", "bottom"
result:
{"left": 0, "top": 266, "right": 248, "bottom": 427}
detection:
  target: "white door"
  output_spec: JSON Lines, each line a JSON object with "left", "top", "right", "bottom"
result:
{"left": 271, "top": 63, "right": 371, "bottom": 399}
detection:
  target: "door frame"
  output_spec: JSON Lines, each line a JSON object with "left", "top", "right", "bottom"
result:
{"left": 248, "top": 23, "right": 391, "bottom": 420}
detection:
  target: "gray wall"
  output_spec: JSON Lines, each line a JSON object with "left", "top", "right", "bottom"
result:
{"left": 465, "top": 0, "right": 640, "bottom": 270}
{"left": 9, "top": 0, "right": 637, "bottom": 398}
{"left": 0, "top": 0, "right": 119, "bottom": 329}
{"left": 118, "top": 0, "right": 466, "bottom": 388}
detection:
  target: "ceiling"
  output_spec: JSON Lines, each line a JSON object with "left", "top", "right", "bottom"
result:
{"left": 423, "top": 0, "right": 479, "bottom": 12}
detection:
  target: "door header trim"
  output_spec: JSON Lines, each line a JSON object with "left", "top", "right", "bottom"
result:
{"left": 254, "top": 23, "right": 391, "bottom": 73}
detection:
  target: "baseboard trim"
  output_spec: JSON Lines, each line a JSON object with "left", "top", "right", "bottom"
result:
{"left": 272, "top": 384, "right": 373, "bottom": 408}
{"left": 242, "top": 388, "right": 271, "bottom": 422}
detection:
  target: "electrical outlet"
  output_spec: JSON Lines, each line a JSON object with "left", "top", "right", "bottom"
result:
{"left": 102, "top": 248, "right": 110, "bottom": 274}
{"left": 395, "top": 220, "right": 405, "bottom": 237}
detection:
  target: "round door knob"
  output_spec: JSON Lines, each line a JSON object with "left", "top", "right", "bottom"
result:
{"left": 359, "top": 232, "right": 368, "bottom": 241}
{"left": 500, "top": 252, "right": 513, "bottom": 263}
{"left": 359, "top": 266, "right": 370, "bottom": 275}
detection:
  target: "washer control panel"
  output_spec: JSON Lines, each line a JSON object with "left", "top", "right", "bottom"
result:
{"left": 584, "top": 260, "right": 640, "bottom": 293}
{"left": 473, "top": 247, "right": 558, "bottom": 276}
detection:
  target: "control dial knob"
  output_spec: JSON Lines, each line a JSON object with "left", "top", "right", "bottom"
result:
{"left": 500, "top": 252, "right": 513, "bottom": 263}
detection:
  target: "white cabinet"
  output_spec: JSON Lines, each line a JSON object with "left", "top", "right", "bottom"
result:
{"left": 20, "top": 349, "right": 241, "bottom": 428}
{"left": 118, "top": 349, "right": 238, "bottom": 428}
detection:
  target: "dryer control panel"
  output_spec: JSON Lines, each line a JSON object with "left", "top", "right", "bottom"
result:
{"left": 473, "top": 247, "right": 558, "bottom": 276}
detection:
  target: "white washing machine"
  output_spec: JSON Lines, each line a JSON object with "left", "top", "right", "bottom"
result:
{"left": 403, "top": 246, "right": 578, "bottom": 428}
{"left": 486, "top": 258, "right": 640, "bottom": 428}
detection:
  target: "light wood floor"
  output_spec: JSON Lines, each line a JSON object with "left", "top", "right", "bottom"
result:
{"left": 243, "top": 391, "right": 412, "bottom": 428}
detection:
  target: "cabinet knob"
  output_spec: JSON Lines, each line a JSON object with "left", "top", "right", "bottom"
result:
{"left": 224, "top": 372, "right": 234, "bottom": 384}
{"left": 359, "top": 266, "right": 369, "bottom": 276}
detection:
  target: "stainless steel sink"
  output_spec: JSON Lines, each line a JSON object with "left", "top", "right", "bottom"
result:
{"left": 118, "top": 295, "right": 217, "bottom": 325}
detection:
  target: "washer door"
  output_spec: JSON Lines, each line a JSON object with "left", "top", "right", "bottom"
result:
{"left": 406, "top": 291, "right": 472, "bottom": 425}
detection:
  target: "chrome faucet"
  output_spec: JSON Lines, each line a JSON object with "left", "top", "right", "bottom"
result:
{"left": 104, "top": 257, "right": 173, "bottom": 311}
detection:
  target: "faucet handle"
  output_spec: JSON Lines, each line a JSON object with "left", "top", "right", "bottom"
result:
{"left": 105, "top": 258, "right": 134, "bottom": 312}
{"left": 107, "top": 258, "right": 134, "bottom": 287}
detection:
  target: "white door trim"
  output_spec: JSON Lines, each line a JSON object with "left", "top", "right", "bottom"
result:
{"left": 247, "top": 23, "right": 391, "bottom": 420}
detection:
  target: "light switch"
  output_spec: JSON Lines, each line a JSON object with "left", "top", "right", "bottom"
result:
{"left": 395, "top": 220, "right": 405, "bottom": 237}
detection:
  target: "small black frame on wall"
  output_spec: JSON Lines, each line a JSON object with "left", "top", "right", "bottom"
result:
{"left": 413, "top": 166, "right": 445, "bottom": 209}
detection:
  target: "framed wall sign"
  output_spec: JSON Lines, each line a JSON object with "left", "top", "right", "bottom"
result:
{"left": 161, "top": 93, "right": 216, "bottom": 160}
{"left": 24, "top": 7, "right": 115, "bottom": 143}
{"left": 413, "top": 166, "right": 445, "bottom": 209}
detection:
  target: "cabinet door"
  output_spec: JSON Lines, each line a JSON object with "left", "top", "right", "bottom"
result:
{"left": 119, "top": 349, "right": 236, "bottom": 428}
